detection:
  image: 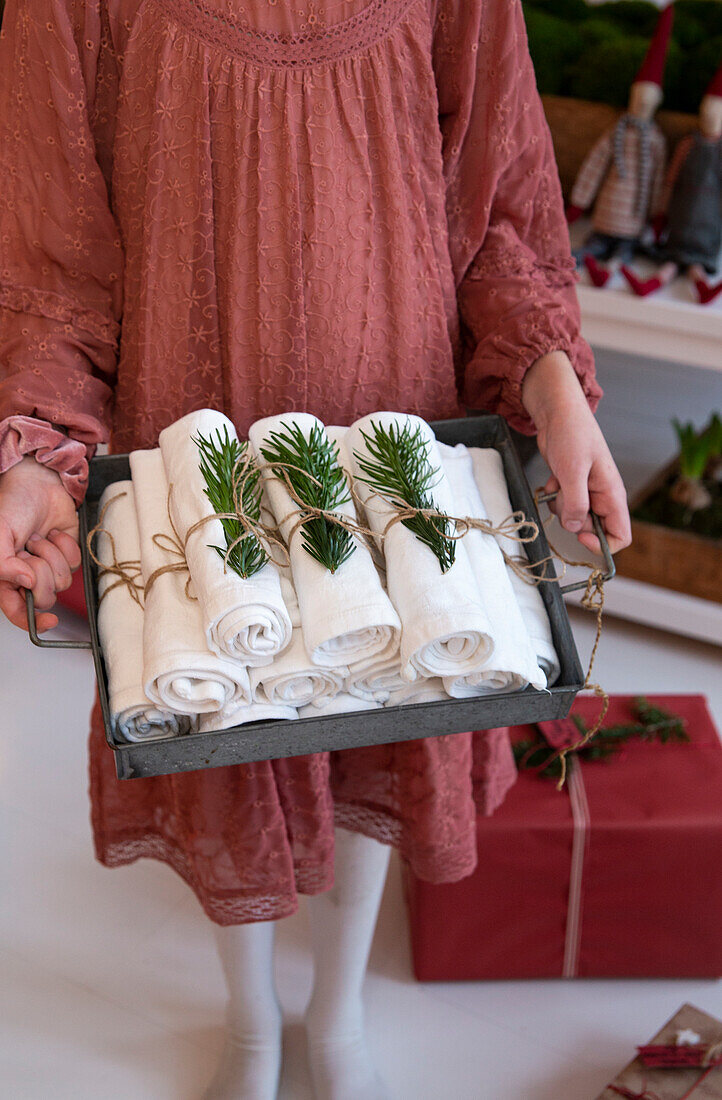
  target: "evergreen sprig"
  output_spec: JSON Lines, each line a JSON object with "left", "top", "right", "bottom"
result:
{"left": 352, "top": 420, "right": 456, "bottom": 574}
{"left": 513, "top": 696, "right": 688, "bottom": 780}
{"left": 193, "top": 426, "right": 267, "bottom": 580}
{"left": 260, "top": 421, "right": 356, "bottom": 574}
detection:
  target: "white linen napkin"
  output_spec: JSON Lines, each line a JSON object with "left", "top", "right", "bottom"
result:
{"left": 248, "top": 412, "right": 400, "bottom": 668}
{"left": 346, "top": 412, "right": 493, "bottom": 681}
{"left": 299, "top": 693, "right": 381, "bottom": 717}
{"left": 95, "top": 481, "right": 194, "bottom": 741}
{"left": 345, "top": 652, "right": 408, "bottom": 704}
{"left": 130, "top": 448, "right": 252, "bottom": 715}
{"left": 158, "top": 410, "right": 292, "bottom": 665}
{"left": 384, "top": 678, "right": 450, "bottom": 707}
{"left": 438, "top": 443, "right": 546, "bottom": 698}
{"left": 469, "top": 447, "right": 560, "bottom": 686}
{"left": 250, "top": 568, "right": 347, "bottom": 707}
{"left": 199, "top": 693, "right": 297, "bottom": 733}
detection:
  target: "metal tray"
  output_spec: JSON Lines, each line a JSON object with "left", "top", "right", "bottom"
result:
{"left": 28, "top": 415, "right": 608, "bottom": 780}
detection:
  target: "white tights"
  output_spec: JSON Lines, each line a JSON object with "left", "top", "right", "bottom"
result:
{"left": 202, "top": 827, "right": 392, "bottom": 1100}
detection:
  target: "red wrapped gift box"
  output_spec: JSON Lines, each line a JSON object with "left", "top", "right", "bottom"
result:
{"left": 403, "top": 695, "right": 722, "bottom": 980}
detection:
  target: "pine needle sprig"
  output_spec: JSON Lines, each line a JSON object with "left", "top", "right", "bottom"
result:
{"left": 193, "top": 426, "right": 267, "bottom": 580}
{"left": 352, "top": 420, "right": 456, "bottom": 574}
{"left": 260, "top": 421, "right": 356, "bottom": 574}
{"left": 512, "top": 696, "right": 688, "bottom": 779}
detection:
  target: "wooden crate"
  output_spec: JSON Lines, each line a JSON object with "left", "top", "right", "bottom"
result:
{"left": 615, "top": 457, "right": 722, "bottom": 605}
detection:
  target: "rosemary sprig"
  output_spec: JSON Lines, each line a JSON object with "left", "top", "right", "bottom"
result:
{"left": 260, "top": 421, "right": 356, "bottom": 574}
{"left": 352, "top": 420, "right": 456, "bottom": 574}
{"left": 193, "top": 426, "right": 267, "bottom": 580}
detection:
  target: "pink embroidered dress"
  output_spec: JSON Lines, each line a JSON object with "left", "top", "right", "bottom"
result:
{"left": 0, "top": 0, "right": 600, "bottom": 923}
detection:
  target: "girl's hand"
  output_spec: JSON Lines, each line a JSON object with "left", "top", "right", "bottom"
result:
{"left": 0, "top": 457, "right": 81, "bottom": 633}
{"left": 521, "top": 352, "right": 632, "bottom": 556}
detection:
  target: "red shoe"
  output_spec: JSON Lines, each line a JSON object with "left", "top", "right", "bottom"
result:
{"left": 621, "top": 265, "right": 663, "bottom": 297}
{"left": 694, "top": 277, "right": 722, "bottom": 305}
{"left": 584, "top": 255, "right": 611, "bottom": 288}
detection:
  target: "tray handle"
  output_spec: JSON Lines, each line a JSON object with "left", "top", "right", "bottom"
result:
{"left": 24, "top": 588, "right": 92, "bottom": 650}
{"left": 534, "top": 493, "right": 616, "bottom": 595}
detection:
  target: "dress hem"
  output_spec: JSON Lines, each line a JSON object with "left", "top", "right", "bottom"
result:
{"left": 94, "top": 799, "right": 479, "bottom": 926}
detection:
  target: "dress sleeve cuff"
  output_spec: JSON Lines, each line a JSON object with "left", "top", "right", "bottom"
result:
{"left": 0, "top": 415, "right": 88, "bottom": 505}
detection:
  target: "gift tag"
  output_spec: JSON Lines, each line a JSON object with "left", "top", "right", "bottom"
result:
{"left": 535, "top": 718, "right": 580, "bottom": 751}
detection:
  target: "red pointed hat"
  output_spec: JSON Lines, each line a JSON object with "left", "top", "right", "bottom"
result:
{"left": 705, "top": 59, "right": 722, "bottom": 99}
{"left": 635, "top": 3, "right": 675, "bottom": 87}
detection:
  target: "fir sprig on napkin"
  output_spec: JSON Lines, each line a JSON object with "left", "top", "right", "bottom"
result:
{"left": 194, "top": 427, "right": 267, "bottom": 579}
{"left": 353, "top": 420, "right": 456, "bottom": 574}
{"left": 260, "top": 421, "right": 356, "bottom": 574}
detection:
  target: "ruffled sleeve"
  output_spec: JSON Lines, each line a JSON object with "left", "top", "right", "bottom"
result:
{"left": 0, "top": 0, "right": 124, "bottom": 480}
{"left": 431, "top": 0, "right": 602, "bottom": 435}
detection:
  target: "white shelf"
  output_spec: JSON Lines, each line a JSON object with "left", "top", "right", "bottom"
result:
{"left": 578, "top": 283, "right": 722, "bottom": 373}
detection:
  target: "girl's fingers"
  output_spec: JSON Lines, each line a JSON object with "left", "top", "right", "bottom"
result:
{"left": 26, "top": 534, "right": 72, "bottom": 592}
{"left": 0, "top": 521, "right": 35, "bottom": 589}
{"left": 0, "top": 580, "right": 58, "bottom": 632}
{"left": 17, "top": 550, "right": 57, "bottom": 611}
{"left": 47, "top": 528, "right": 82, "bottom": 572}
{"left": 556, "top": 466, "right": 592, "bottom": 534}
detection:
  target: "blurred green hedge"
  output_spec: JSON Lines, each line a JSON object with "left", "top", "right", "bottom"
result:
{"left": 523, "top": 0, "right": 722, "bottom": 113}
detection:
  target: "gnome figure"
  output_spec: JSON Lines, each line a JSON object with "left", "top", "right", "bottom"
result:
{"left": 622, "top": 61, "right": 722, "bottom": 305}
{"left": 567, "top": 4, "right": 674, "bottom": 288}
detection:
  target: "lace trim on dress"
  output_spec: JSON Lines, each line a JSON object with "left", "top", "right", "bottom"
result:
{"left": 0, "top": 282, "right": 120, "bottom": 347}
{"left": 157, "top": 0, "right": 420, "bottom": 68}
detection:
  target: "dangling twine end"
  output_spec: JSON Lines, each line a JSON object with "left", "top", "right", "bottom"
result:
{"left": 531, "top": 487, "right": 611, "bottom": 792}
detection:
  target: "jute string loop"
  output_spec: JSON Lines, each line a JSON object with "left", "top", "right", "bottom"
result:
{"left": 86, "top": 491, "right": 144, "bottom": 608}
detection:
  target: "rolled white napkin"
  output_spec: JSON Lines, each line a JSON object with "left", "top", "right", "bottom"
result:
{"left": 438, "top": 443, "right": 546, "bottom": 698}
{"left": 158, "top": 410, "right": 292, "bottom": 665}
{"left": 250, "top": 569, "right": 347, "bottom": 707}
{"left": 199, "top": 693, "right": 297, "bottom": 733}
{"left": 345, "top": 652, "right": 408, "bottom": 704}
{"left": 385, "top": 678, "right": 450, "bottom": 707}
{"left": 346, "top": 412, "right": 493, "bottom": 681}
{"left": 299, "top": 693, "right": 381, "bottom": 717}
{"left": 248, "top": 412, "right": 400, "bottom": 668}
{"left": 130, "top": 448, "right": 252, "bottom": 716}
{"left": 95, "top": 481, "right": 194, "bottom": 741}
{"left": 469, "top": 447, "right": 560, "bottom": 686}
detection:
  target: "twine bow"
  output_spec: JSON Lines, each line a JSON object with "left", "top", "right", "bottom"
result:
{"left": 143, "top": 489, "right": 197, "bottom": 601}
{"left": 264, "top": 460, "right": 377, "bottom": 560}
{"left": 86, "top": 491, "right": 144, "bottom": 608}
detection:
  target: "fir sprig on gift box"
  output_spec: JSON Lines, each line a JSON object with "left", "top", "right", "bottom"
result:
{"left": 194, "top": 427, "right": 268, "bottom": 580}
{"left": 513, "top": 696, "right": 689, "bottom": 780}
{"left": 352, "top": 420, "right": 456, "bottom": 574}
{"left": 260, "top": 421, "right": 356, "bottom": 574}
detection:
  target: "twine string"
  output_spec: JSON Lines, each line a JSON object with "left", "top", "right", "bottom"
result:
{"left": 86, "top": 491, "right": 144, "bottom": 608}
{"left": 703, "top": 1041, "right": 722, "bottom": 1067}
{"left": 526, "top": 488, "right": 610, "bottom": 790}
{"left": 143, "top": 490, "right": 197, "bottom": 601}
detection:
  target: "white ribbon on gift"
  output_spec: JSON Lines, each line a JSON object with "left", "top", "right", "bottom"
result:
{"left": 562, "top": 755, "right": 592, "bottom": 979}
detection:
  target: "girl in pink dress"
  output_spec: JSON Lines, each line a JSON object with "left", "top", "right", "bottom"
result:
{"left": 0, "top": 2, "right": 630, "bottom": 1096}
